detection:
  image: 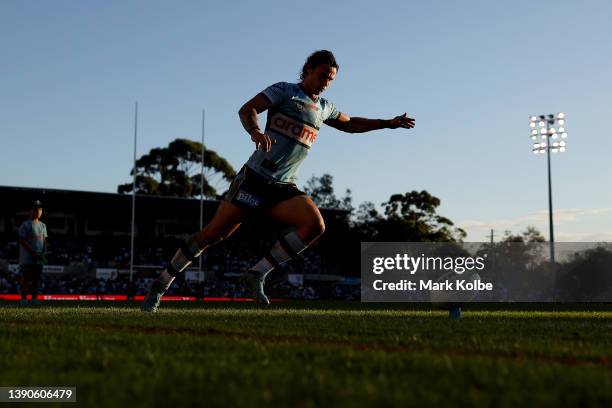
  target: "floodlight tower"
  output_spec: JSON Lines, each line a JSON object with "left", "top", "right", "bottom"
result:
{"left": 528, "top": 113, "right": 568, "bottom": 265}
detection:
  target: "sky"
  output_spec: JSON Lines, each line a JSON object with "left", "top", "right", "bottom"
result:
{"left": 1, "top": 0, "right": 611, "bottom": 241}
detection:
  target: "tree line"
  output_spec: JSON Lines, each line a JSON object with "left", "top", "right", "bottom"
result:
{"left": 118, "top": 138, "right": 466, "bottom": 242}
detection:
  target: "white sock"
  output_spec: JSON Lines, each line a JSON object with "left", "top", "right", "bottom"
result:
{"left": 171, "top": 248, "right": 193, "bottom": 272}
{"left": 251, "top": 257, "right": 276, "bottom": 275}
{"left": 159, "top": 269, "right": 175, "bottom": 289}
{"left": 158, "top": 246, "right": 197, "bottom": 288}
{"left": 251, "top": 232, "right": 309, "bottom": 276}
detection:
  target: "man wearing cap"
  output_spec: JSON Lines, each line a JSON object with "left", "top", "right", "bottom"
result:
{"left": 17, "top": 200, "right": 48, "bottom": 306}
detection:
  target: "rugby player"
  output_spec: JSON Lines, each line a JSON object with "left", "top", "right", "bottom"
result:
{"left": 141, "top": 50, "right": 415, "bottom": 312}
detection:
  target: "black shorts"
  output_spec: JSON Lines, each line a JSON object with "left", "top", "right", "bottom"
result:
{"left": 225, "top": 166, "right": 306, "bottom": 211}
{"left": 20, "top": 264, "right": 42, "bottom": 277}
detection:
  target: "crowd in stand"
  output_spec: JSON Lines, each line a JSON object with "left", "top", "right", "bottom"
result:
{"left": 0, "top": 269, "right": 359, "bottom": 300}
{"left": 0, "top": 235, "right": 360, "bottom": 300}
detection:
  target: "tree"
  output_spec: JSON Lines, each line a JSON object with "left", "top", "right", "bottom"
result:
{"left": 557, "top": 246, "right": 612, "bottom": 301}
{"left": 495, "top": 226, "right": 546, "bottom": 269}
{"left": 354, "top": 190, "right": 466, "bottom": 242}
{"left": 118, "top": 138, "right": 235, "bottom": 198}
{"left": 355, "top": 201, "right": 380, "bottom": 224}
{"left": 353, "top": 201, "right": 382, "bottom": 237}
{"left": 502, "top": 226, "right": 545, "bottom": 243}
{"left": 380, "top": 190, "right": 465, "bottom": 241}
{"left": 303, "top": 174, "right": 353, "bottom": 212}
{"left": 476, "top": 227, "right": 549, "bottom": 297}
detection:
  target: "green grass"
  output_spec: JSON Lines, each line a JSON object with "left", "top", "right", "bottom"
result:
{"left": 1, "top": 301, "right": 611, "bottom": 407}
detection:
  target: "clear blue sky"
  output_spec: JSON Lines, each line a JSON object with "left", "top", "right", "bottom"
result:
{"left": 1, "top": 0, "right": 611, "bottom": 241}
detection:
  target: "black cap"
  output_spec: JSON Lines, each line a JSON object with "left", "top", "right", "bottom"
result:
{"left": 31, "top": 200, "right": 43, "bottom": 209}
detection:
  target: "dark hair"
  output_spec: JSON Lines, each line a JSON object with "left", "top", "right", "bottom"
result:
{"left": 300, "top": 50, "right": 339, "bottom": 80}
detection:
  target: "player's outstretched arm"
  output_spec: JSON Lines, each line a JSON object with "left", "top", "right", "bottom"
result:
{"left": 325, "top": 112, "right": 415, "bottom": 133}
{"left": 238, "top": 93, "right": 276, "bottom": 152}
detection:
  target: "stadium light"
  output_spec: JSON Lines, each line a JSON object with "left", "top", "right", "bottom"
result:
{"left": 528, "top": 113, "right": 568, "bottom": 267}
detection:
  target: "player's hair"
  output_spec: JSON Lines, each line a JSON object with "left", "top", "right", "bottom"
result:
{"left": 300, "top": 50, "right": 339, "bottom": 80}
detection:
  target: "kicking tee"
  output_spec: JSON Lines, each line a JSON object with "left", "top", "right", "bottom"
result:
{"left": 245, "top": 82, "right": 340, "bottom": 183}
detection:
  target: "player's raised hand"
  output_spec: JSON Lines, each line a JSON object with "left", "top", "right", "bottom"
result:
{"left": 250, "top": 129, "right": 277, "bottom": 152}
{"left": 388, "top": 113, "right": 415, "bottom": 129}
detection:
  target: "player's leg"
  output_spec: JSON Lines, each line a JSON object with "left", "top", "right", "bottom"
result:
{"left": 244, "top": 195, "right": 325, "bottom": 304}
{"left": 163, "top": 165, "right": 254, "bottom": 282}
{"left": 191, "top": 200, "right": 247, "bottom": 249}
{"left": 29, "top": 265, "right": 42, "bottom": 305}
{"left": 158, "top": 200, "right": 246, "bottom": 285}
{"left": 141, "top": 200, "right": 245, "bottom": 312}
{"left": 19, "top": 265, "right": 31, "bottom": 305}
{"left": 266, "top": 194, "right": 326, "bottom": 242}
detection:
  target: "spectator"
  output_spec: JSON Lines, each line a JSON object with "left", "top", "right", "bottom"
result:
{"left": 17, "top": 200, "right": 48, "bottom": 306}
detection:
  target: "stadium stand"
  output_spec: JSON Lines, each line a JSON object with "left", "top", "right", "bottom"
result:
{"left": 0, "top": 186, "right": 360, "bottom": 300}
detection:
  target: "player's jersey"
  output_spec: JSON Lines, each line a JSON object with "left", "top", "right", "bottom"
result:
{"left": 245, "top": 82, "right": 340, "bottom": 183}
{"left": 18, "top": 219, "right": 47, "bottom": 265}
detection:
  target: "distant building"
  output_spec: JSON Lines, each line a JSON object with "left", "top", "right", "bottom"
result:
{"left": 0, "top": 184, "right": 348, "bottom": 241}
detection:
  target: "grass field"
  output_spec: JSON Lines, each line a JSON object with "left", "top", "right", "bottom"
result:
{"left": 1, "top": 301, "right": 611, "bottom": 407}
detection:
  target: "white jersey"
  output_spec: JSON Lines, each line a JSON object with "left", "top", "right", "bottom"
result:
{"left": 245, "top": 82, "right": 340, "bottom": 183}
